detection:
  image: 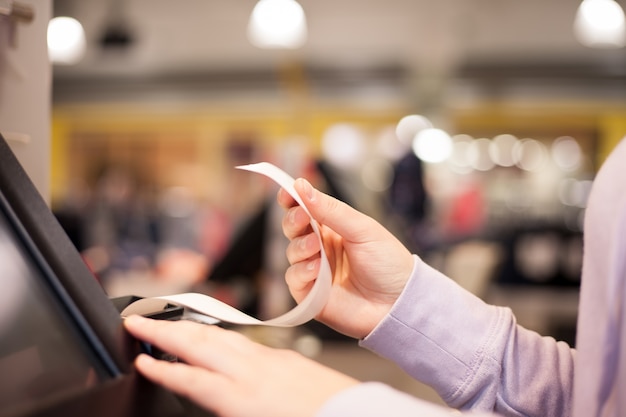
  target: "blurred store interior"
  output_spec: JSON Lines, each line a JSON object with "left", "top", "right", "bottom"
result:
{"left": 47, "top": 0, "right": 626, "bottom": 403}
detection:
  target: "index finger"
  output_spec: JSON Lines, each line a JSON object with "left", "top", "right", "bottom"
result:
{"left": 124, "top": 315, "right": 251, "bottom": 374}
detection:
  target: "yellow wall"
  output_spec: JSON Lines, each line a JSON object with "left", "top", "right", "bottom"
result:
{"left": 50, "top": 102, "right": 406, "bottom": 204}
{"left": 51, "top": 100, "right": 626, "bottom": 205}
{"left": 599, "top": 112, "right": 626, "bottom": 165}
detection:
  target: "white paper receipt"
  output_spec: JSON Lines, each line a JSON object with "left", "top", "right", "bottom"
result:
{"left": 121, "top": 162, "right": 332, "bottom": 327}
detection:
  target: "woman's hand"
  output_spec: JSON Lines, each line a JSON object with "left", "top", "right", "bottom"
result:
{"left": 278, "top": 178, "right": 415, "bottom": 339}
{"left": 124, "top": 315, "right": 358, "bottom": 417}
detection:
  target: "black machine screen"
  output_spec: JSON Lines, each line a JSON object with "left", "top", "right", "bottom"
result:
{"left": 0, "top": 204, "right": 110, "bottom": 413}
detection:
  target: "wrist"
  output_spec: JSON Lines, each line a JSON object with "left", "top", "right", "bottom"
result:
{"left": 359, "top": 254, "right": 419, "bottom": 340}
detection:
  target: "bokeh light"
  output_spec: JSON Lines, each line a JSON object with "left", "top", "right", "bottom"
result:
{"left": 412, "top": 128, "right": 453, "bottom": 164}
{"left": 321, "top": 123, "right": 366, "bottom": 169}
{"left": 449, "top": 134, "right": 474, "bottom": 174}
{"left": 47, "top": 16, "right": 86, "bottom": 65}
{"left": 395, "top": 114, "right": 432, "bottom": 146}
{"left": 514, "top": 139, "right": 548, "bottom": 171}
{"left": 467, "top": 138, "right": 495, "bottom": 171}
{"left": 574, "top": 0, "right": 626, "bottom": 48}
{"left": 248, "top": 0, "right": 308, "bottom": 49}
{"left": 558, "top": 178, "right": 593, "bottom": 208}
{"left": 551, "top": 136, "right": 582, "bottom": 172}
{"left": 489, "top": 134, "right": 518, "bottom": 167}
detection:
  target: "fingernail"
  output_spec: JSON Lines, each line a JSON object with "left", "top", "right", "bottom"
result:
{"left": 300, "top": 179, "right": 315, "bottom": 202}
{"left": 299, "top": 235, "right": 308, "bottom": 250}
{"left": 124, "top": 314, "right": 147, "bottom": 329}
{"left": 136, "top": 353, "right": 155, "bottom": 367}
{"left": 288, "top": 207, "right": 297, "bottom": 225}
{"left": 306, "top": 258, "right": 319, "bottom": 271}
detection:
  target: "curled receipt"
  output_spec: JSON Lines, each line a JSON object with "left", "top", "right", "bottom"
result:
{"left": 121, "top": 162, "right": 332, "bottom": 327}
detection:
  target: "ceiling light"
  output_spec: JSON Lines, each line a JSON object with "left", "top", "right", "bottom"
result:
{"left": 247, "top": 0, "right": 307, "bottom": 49}
{"left": 47, "top": 16, "right": 86, "bottom": 65}
{"left": 574, "top": 0, "right": 626, "bottom": 48}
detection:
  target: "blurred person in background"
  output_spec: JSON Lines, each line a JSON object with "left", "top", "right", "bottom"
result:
{"left": 124, "top": 137, "right": 626, "bottom": 417}
{"left": 388, "top": 150, "right": 432, "bottom": 250}
{"left": 79, "top": 164, "right": 161, "bottom": 283}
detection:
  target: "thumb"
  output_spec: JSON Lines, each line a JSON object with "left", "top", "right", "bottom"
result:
{"left": 294, "top": 178, "right": 377, "bottom": 243}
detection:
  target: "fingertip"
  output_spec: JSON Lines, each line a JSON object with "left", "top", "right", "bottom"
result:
{"left": 295, "top": 178, "right": 316, "bottom": 204}
{"left": 287, "top": 206, "right": 298, "bottom": 226}
{"left": 135, "top": 353, "right": 155, "bottom": 369}
{"left": 124, "top": 314, "right": 148, "bottom": 331}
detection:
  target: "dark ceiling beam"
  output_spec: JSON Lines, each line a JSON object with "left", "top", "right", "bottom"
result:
{"left": 52, "top": 65, "right": 408, "bottom": 103}
{"left": 52, "top": 58, "right": 626, "bottom": 104}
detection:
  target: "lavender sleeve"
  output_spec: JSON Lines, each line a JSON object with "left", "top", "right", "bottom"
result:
{"left": 317, "top": 255, "right": 575, "bottom": 417}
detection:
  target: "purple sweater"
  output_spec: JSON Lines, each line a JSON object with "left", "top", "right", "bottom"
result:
{"left": 317, "top": 137, "right": 626, "bottom": 417}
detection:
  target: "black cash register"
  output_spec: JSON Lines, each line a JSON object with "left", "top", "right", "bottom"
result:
{"left": 0, "top": 134, "right": 208, "bottom": 417}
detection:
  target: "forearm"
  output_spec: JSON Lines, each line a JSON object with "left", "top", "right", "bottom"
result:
{"left": 360, "top": 255, "right": 575, "bottom": 416}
